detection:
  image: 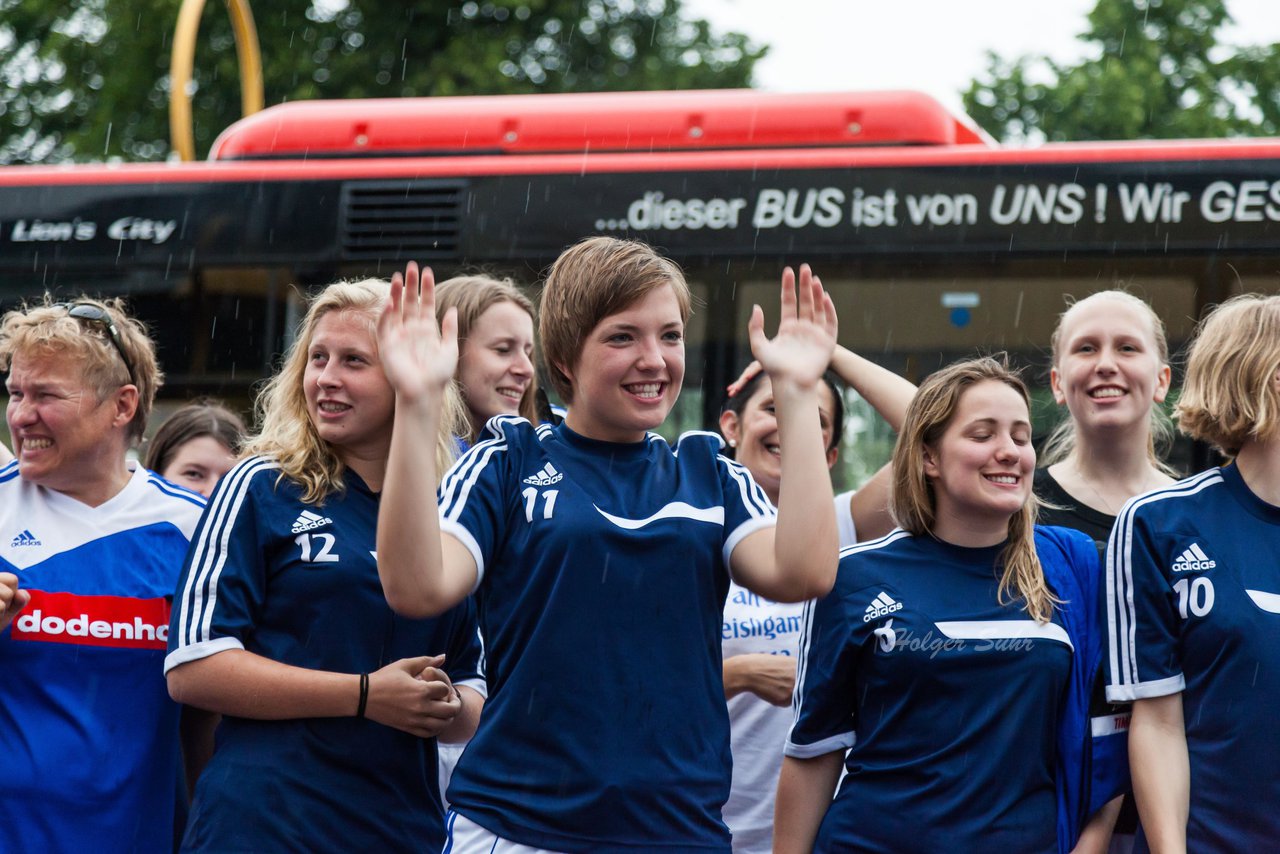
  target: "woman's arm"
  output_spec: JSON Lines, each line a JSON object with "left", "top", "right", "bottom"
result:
{"left": 828, "top": 345, "right": 915, "bottom": 432}
{"left": 1070, "top": 796, "right": 1123, "bottom": 854}
{"left": 376, "top": 262, "right": 480, "bottom": 617}
{"left": 1129, "top": 693, "right": 1188, "bottom": 854}
{"left": 732, "top": 266, "right": 840, "bottom": 602}
{"left": 774, "top": 752, "right": 843, "bottom": 854}
{"left": 722, "top": 653, "right": 796, "bottom": 706}
{"left": 168, "top": 649, "right": 465, "bottom": 739}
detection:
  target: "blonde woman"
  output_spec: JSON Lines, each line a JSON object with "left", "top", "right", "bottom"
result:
{"left": 1037, "top": 290, "right": 1177, "bottom": 848}
{"left": 1106, "top": 294, "right": 1280, "bottom": 851}
{"left": 434, "top": 274, "right": 539, "bottom": 444}
{"left": 164, "top": 279, "right": 484, "bottom": 851}
{"left": 776, "top": 357, "right": 1107, "bottom": 854}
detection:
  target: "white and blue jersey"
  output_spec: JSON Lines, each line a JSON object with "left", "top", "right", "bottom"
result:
{"left": 787, "top": 526, "right": 1106, "bottom": 854}
{"left": 438, "top": 417, "right": 776, "bottom": 852}
{"left": 166, "top": 457, "right": 485, "bottom": 852}
{"left": 1105, "top": 464, "right": 1280, "bottom": 850}
{"left": 0, "top": 461, "right": 204, "bottom": 854}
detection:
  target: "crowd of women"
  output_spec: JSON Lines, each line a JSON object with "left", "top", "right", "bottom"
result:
{"left": 1, "top": 235, "right": 1277, "bottom": 853}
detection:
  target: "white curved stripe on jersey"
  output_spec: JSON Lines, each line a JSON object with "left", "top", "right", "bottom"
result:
{"left": 934, "top": 619, "right": 1073, "bottom": 650}
{"left": 1246, "top": 589, "right": 1280, "bottom": 613}
{"left": 592, "top": 501, "right": 724, "bottom": 530}
{"left": 1107, "top": 469, "right": 1222, "bottom": 691}
{"left": 174, "top": 456, "right": 279, "bottom": 648}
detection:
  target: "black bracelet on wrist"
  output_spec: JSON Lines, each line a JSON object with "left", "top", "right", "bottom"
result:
{"left": 356, "top": 672, "right": 369, "bottom": 719}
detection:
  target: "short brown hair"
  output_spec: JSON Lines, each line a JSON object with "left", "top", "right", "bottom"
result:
{"left": 1176, "top": 293, "right": 1280, "bottom": 456}
{"left": 435, "top": 274, "right": 539, "bottom": 430}
{"left": 0, "top": 297, "right": 161, "bottom": 444}
{"left": 892, "top": 356, "right": 1057, "bottom": 623}
{"left": 539, "top": 237, "right": 691, "bottom": 403}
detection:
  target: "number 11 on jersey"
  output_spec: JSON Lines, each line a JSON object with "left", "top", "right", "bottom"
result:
{"left": 522, "top": 488, "right": 559, "bottom": 522}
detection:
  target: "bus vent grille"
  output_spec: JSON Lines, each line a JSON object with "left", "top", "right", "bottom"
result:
{"left": 340, "top": 180, "right": 465, "bottom": 261}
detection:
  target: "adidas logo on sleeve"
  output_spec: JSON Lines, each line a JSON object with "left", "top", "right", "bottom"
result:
{"left": 863, "top": 591, "right": 904, "bottom": 623}
{"left": 522, "top": 463, "right": 563, "bottom": 486}
{"left": 1172, "top": 543, "right": 1216, "bottom": 573}
{"left": 9, "top": 530, "right": 41, "bottom": 547}
{"left": 291, "top": 510, "right": 334, "bottom": 534}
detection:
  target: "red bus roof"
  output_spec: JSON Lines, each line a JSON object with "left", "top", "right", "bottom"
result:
{"left": 207, "top": 89, "right": 994, "bottom": 160}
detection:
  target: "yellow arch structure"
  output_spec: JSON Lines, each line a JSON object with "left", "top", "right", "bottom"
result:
{"left": 169, "top": 0, "right": 264, "bottom": 161}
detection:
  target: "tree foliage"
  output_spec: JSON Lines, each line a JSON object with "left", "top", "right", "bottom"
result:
{"left": 0, "top": 0, "right": 765, "bottom": 163}
{"left": 964, "top": 0, "right": 1280, "bottom": 142}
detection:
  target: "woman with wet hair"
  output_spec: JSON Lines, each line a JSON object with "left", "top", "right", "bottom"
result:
{"left": 776, "top": 356, "right": 1106, "bottom": 854}
{"left": 1105, "top": 293, "right": 1280, "bottom": 850}
{"left": 375, "top": 237, "right": 840, "bottom": 852}
{"left": 164, "top": 278, "right": 485, "bottom": 852}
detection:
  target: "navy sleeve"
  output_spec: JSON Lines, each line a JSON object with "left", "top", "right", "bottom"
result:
{"left": 713, "top": 445, "right": 777, "bottom": 567}
{"left": 1105, "top": 500, "right": 1185, "bottom": 702}
{"left": 438, "top": 417, "right": 524, "bottom": 588}
{"left": 166, "top": 458, "right": 278, "bottom": 672}
{"left": 785, "top": 557, "right": 860, "bottom": 758}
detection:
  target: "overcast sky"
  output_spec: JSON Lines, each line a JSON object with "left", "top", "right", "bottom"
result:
{"left": 683, "top": 0, "right": 1280, "bottom": 116}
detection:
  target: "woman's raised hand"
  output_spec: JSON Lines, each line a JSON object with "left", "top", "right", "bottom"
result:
{"left": 747, "top": 264, "right": 838, "bottom": 392}
{"left": 377, "top": 261, "right": 459, "bottom": 403}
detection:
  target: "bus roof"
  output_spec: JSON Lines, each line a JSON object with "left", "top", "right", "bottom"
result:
{"left": 207, "top": 89, "right": 995, "bottom": 160}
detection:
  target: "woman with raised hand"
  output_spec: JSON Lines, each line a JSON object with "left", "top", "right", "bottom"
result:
{"left": 1037, "top": 290, "right": 1177, "bottom": 849}
{"left": 1106, "top": 294, "right": 1280, "bottom": 851}
{"left": 776, "top": 357, "right": 1107, "bottom": 854}
{"left": 164, "top": 279, "right": 485, "bottom": 852}
{"left": 376, "top": 236, "right": 839, "bottom": 853}
{"left": 717, "top": 352, "right": 915, "bottom": 853}
{"left": 434, "top": 274, "right": 539, "bottom": 444}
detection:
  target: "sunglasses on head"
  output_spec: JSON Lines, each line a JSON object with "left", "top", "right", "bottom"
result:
{"left": 54, "top": 302, "right": 136, "bottom": 385}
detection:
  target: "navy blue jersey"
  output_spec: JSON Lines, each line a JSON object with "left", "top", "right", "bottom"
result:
{"left": 788, "top": 526, "right": 1104, "bottom": 854}
{"left": 1106, "top": 464, "right": 1280, "bottom": 850}
{"left": 0, "top": 462, "right": 204, "bottom": 854}
{"left": 438, "top": 418, "right": 776, "bottom": 852}
{"left": 166, "top": 457, "right": 485, "bottom": 852}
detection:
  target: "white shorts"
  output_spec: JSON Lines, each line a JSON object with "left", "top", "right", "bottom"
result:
{"left": 442, "top": 811, "right": 566, "bottom": 854}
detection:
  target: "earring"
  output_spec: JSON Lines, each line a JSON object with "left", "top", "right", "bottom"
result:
{"left": 728, "top": 439, "right": 737, "bottom": 448}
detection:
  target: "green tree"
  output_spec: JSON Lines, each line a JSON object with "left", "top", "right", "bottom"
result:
{"left": 964, "top": 0, "right": 1280, "bottom": 142}
{"left": 0, "top": 0, "right": 765, "bottom": 163}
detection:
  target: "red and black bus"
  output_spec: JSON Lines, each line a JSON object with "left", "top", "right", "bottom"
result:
{"left": 3, "top": 89, "right": 1278, "bottom": 478}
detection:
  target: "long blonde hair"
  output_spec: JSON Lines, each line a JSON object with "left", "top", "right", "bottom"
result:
{"left": 243, "top": 279, "right": 466, "bottom": 504}
{"left": 1041, "top": 289, "right": 1176, "bottom": 475}
{"left": 892, "top": 356, "right": 1058, "bottom": 623}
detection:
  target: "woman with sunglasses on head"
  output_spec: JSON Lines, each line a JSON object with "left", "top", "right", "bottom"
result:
{"left": 1037, "top": 290, "right": 1177, "bottom": 850}
{"left": 1106, "top": 294, "right": 1280, "bottom": 851}
{"left": 0, "top": 298, "right": 206, "bottom": 854}
{"left": 375, "top": 237, "right": 840, "bottom": 853}
{"left": 776, "top": 357, "right": 1110, "bottom": 854}
{"left": 717, "top": 349, "right": 915, "bottom": 853}
{"left": 164, "top": 279, "right": 486, "bottom": 852}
